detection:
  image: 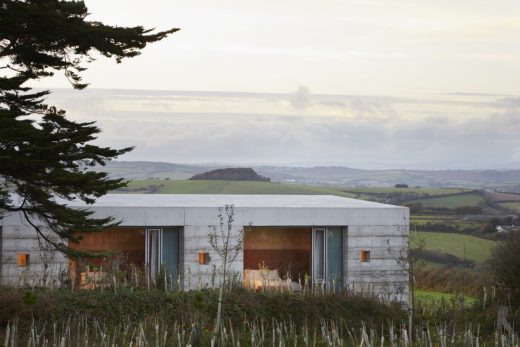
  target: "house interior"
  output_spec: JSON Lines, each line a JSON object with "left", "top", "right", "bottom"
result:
{"left": 243, "top": 226, "right": 312, "bottom": 291}
{"left": 67, "top": 225, "right": 343, "bottom": 291}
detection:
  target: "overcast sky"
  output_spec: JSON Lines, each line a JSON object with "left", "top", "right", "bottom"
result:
{"left": 40, "top": 0, "right": 520, "bottom": 169}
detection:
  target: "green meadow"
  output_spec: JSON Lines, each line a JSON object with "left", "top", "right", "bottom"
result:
{"left": 345, "top": 187, "right": 466, "bottom": 196}
{"left": 412, "top": 231, "right": 494, "bottom": 263}
{"left": 415, "top": 288, "right": 476, "bottom": 307}
{"left": 122, "top": 179, "right": 357, "bottom": 197}
{"left": 499, "top": 201, "right": 520, "bottom": 213}
{"left": 414, "top": 193, "right": 485, "bottom": 208}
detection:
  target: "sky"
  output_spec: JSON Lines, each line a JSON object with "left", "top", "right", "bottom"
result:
{"left": 39, "top": 0, "right": 520, "bottom": 169}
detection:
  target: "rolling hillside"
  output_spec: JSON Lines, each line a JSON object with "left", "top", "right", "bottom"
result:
{"left": 100, "top": 161, "right": 520, "bottom": 192}
{"left": 118, "top": 179, "right": 357, "bottom": 197}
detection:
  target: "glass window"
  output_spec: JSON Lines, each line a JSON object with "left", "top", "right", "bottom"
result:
{"left": 327, "top": 227, "right": 343, "bottom": 288}
{"left": 313, "top": 229, "right": 325, "bottom": 282}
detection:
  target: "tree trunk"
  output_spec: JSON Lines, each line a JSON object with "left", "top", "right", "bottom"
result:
{"left": 408, "top": 272, "right": 414, "bottom": 346}
{"left": 214, "top": 261, "right": 227, "bottom": 337}
{"left": 215, "top": 285, "right": 224, "bottom": 334}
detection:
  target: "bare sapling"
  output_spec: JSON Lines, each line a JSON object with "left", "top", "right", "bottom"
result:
{"left": 207, "top": 204, "right": 244, "bottom": 342}
{"left": 386, "top": 218, "right": 426, "bottom": 345}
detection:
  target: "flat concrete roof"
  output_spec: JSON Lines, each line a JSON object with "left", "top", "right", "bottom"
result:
{"left": 64, "top": 194, "right": 404, "bottom": 209}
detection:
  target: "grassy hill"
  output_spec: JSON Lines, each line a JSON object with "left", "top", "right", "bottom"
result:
{"left": 119, "top": 179, "right": 357, "bottom": 197}
{"left": 100, "top": 161, "right": 520, "bottom": 192}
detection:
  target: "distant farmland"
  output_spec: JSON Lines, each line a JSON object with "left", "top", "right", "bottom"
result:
{"left": 499, "top": 201, "right": 520, "bottom": 213}
{"left": 413, "top": 231, "right": 494, "bottom": 263}
{"left": 413, "top": 193, "right": 485, "bottom": 208}
{"left": 345, "top": 187, "right": 466, "bottom": 196}
{"left": 119, "top": 179, "right": 357, "bottom": 197}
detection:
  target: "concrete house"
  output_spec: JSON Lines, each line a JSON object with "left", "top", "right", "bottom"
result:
{"left": 0, "top": 194, "right": 409, "bottom": 303}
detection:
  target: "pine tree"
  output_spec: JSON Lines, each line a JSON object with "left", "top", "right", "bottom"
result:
{"left": 0, "top": 0, "right": 178, "bottom": 255}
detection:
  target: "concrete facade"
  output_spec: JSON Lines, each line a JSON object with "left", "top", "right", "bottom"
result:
{"left": 0, "top": 194, "right": 409, "bottom": 303}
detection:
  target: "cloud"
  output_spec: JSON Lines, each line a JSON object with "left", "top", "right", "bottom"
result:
{"left": 494, "top": 97, "right": 520, "bottom": 111}
{"left": 289, "top": 86, "right": 311, "bottom": 110}
{"left": 45, "top": 88, "right": 520, "bottom": 169}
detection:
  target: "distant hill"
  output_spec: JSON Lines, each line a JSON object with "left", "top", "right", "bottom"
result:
{"left": 98, "top": 161, "right": 520, "bottom": 192}
{"left": 189, "top": 168, "right": 270, "bottom": 181}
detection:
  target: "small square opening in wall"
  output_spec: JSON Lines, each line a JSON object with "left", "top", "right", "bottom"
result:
{"left": 360, "top": 250, "right": 370, "bottom": 263}
{"left": 198, "top": 251, "right": 209, "bottom": 265}
{"left": 18, "top": 253, "right": 29, "bottom": 267}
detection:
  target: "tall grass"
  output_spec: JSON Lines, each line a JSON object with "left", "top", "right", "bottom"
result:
{"left": 2, "top": 260, "right": 518, "bottom": 346}
{"left": 2, "top": 313, "right": 518, "bottom": 347}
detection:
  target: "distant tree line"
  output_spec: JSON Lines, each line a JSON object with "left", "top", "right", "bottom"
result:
{"left": 488, "top": 232, "right": 520, "bottom": 300}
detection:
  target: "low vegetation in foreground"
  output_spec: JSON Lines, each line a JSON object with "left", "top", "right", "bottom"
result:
{"left": 0, "top": 285, "right": 517, "bottom": 347}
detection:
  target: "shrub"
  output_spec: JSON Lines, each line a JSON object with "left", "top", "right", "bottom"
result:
{"left": 0, "top": 287, "right": 404, "bottom": 330}
{"left": 454, "top": 206, "right": 483, "bottom": 215}
{"left": 488, "top": 232, "right": 520, "bottom": 300}
{"left": 417, "top": 249, "right": 475, "bottom": 268}
{"left": 415, "top": 267, "right": 490, "bottom": 296}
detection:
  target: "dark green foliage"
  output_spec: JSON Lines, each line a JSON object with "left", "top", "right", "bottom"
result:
{"left": 22, "top": 291, "right": 37, "bottom": 306}
{"left": 1, "top": 287, "right": 517, "bottom": 342}
{"left": 414, "top": 221, "right": 483, "bottom": 235}
{"left": 482, "top": 217, "right": 515, "bottom": 234}
{"left": 190, "top": 168, "right": 271, "bottom": 181}
{"left": 488, "top": 232, "right": 520, "bottom": 299}
{"left": 415, "top": 267, "right": 489, "bottom": 296}
{"left": 454, "top": 206, "right": 483, "bottom": 215}
{"left": 0, "top": 0, "right": 178, "bottom": 255}
{"left": 417, "top": 249, "right": 475, "bottom": 268}
{"left": 0, "top": 287, "right": 404, "bottom": 329}
{"left": 403, "top": 202, "right": 423, "bottom": 214}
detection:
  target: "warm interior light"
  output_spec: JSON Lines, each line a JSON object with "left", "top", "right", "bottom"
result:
{"left": 17, "top": 253, "right": 29, "bottom": 267}
{"left": 198, "top": 251, "right": 209, "bottom": 265}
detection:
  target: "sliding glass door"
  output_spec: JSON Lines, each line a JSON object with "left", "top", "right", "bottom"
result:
{"left": 146, "top": 228, "right": 181, "bottom": 284}
{"left": 146, "top": 229, "right": 161, "bottom": 277}
{"left": 312, "top": 228, "right": 326, "bottom": 284}
{"left": 327, "top": 227, "right": 343, "bottom": 290}
{"left": 162, "top": 227, "right": 181, "bottom": 283}
{"left": 312, "top": 227, "right": 344, "bottom": 289}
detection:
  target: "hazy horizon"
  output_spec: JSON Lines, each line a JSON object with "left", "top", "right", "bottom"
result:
{"left": 33, "top": 0, "right": 520, "bottom": 171}
{"left": 110, "top": 158, "right": 520, "bottom": 171}
{"left": 45, "top": 87, "right": 520, "bottom": 171}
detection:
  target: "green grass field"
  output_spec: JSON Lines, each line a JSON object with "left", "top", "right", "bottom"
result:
{"left": 412, "top": 231, "right": 494, "bottom": 263}
{"left": 121, "top": 180, "right": 477, "bottom": 205}
{"left": 411, "top": 215, "right": 484, "bottom": 229}
{"left": 416, "top": 289, "right": 476, "bottom": 307}
{"left": 121, "top": 179, "right": 358, "bottom": 197}
{"left": 414, "top": 193, "right": 485, "bottom": 208}
{"left": 345, "top": 187, "right": 466, "bottom": 196}
{"left": 499, "top": 202, "right": 520, "bottom": 213}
